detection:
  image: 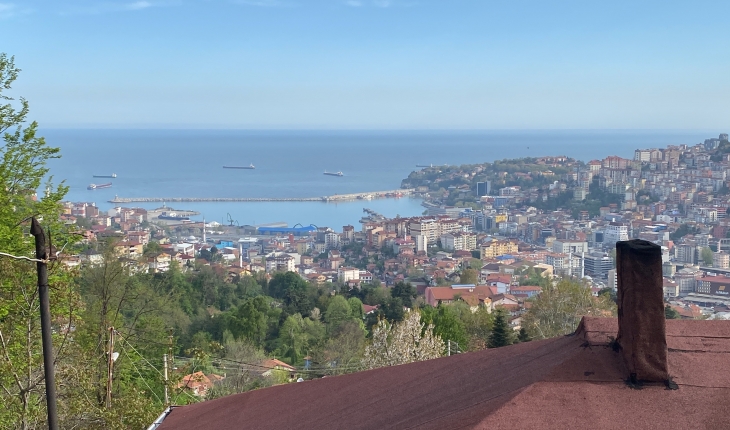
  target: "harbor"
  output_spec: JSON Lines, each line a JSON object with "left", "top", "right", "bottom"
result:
{"left": 108, "top": 188, "right": 416, "bottom": 204}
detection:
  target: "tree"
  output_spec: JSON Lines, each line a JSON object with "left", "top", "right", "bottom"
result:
{"left": 347, "top": 297, "right": 364, "bottom": 321}
{"left": 522, "top": 278, "right": 616, "bottom": 340}
{"left": 318, "top": 320, "right": 366, "bottom": 375}
{"left": 420, "top": 305, "right": 468, "bottom": 353}
{"left": 363, "top": 311, "right": 444, "bottom": 369}
{"left": 0, "top": 53, "right": 84, "bottom": 429}
{"left": 665, "top": 304, "right": 681, "bottom": 320}
{"left": 324, "top": 295, "right": 352, "bottom": 333}
{"left": 517, "top": 327, "right": 531, "bottom": 342}
{"left": 459, "top": 268, "right": 478, "bottom": 285}
{"left": 488, "top": 308, "right": 513, "bottom": 348}
{"left": 391, "top": 281, "right": 417, "bottom": 308}
{"left": 225, "top": 296, "right": 270, "bottom": 344}
{"left": 701, "top": 247, "right": 714, "bottom": 266}
{"left": 268, "top": 272, "right": 312, "bottom": 316}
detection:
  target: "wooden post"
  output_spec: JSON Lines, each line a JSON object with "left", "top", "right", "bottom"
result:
{"left": 30, "top": 218, "right": 59, "bottom": 430}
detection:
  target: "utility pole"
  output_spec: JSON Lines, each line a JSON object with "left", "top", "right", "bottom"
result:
{"left": 30, "top": 218, "right": 59, "bottom": 430}
{"left": 106, "top": 326, "right": 115, "bottom": 409}
{"left": 163, "top": 354, "right": 169, "bottom": 405}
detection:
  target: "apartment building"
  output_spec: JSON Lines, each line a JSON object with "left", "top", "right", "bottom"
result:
{"left": 480, "top": 239, "right": 518, "bottom": 259}
{"left": 441, "top": 232, "right": 477, "bottom": 252}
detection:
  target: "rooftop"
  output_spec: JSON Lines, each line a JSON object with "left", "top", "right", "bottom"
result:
{"left": 157, "top": 317, "right": 730, "bottom": 430}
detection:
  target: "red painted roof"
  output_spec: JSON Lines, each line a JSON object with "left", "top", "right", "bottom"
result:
{"left": 158, "top": 317, "right": 730, "bottom": 429}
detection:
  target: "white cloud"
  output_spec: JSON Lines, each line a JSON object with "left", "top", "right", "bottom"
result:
{"left": 234, "top": 0, "right": 292, "bottom": 6}
{"left": 0, "top": 2, "right": 34, "bottom": 19}
{"left": 59, "top": 1, "right": 177, "bottom": 15}
{"left": 125, "top": 1, "right": 153, "bottom": 10}
{"left": 344, "top": 1, "right": 416, "bottom": 8}
{"left": 0, "top": 3, "right": 15, "bottom": 18}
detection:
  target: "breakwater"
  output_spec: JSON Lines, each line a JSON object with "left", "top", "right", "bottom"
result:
{"left": 108, "top": 189, "right": 415, "bottom": 204}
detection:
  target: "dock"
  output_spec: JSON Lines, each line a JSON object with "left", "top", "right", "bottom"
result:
{"left": 108, "top": 189, "right": 415, "bottom": 204}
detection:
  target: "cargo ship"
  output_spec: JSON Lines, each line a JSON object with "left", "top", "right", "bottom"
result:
{"left": 88, "top": 182, "right": 112, "bottom": 190}
{"left": 158, "top": 211, "right": 189, "bottom": 221}
{"left": 223, "top": 164, "right": 255, "bottom": 170}
{"left": 93, "top": 173, "right": 117, "bottom": 178}
{"left": 324, "top": 171, "right": 344, "bottom": 177}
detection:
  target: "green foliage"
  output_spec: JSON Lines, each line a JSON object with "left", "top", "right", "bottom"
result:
{"left": 518, "top": 267, "right": 551, "bottom": 288}
{"left": 701, "top": 247, "right": 714, "bottom": 266}
{"left": 420, "top": 304, "right": 468, "bottom": 352}
{"left": 324, "top": 295, "right": 352, "bottom": 333}
{"left": 459, "top": 268, "right": 478, "bottom": 285}
{"left": 517, "top": 327, "right": 531, "bottom": 342}
{"left": 391, "top": 281, "right": 417, "bottom": 308}
{"left": 488, "top": 308, "right": 513, "bottom": 348}
{"left": 268, "top": 272, "right": 313, "bottom": 315}
{"left": 670, "top": 223, "right": 700, "bottom": 241}
{"left": 347, "top": 297, "right": 364, "bottom": 320}
{"left": 523, "top": 278, "right": 617, "bottom": 339}
{"left": 665, "top": 304, "right": 681, "bottom": 320}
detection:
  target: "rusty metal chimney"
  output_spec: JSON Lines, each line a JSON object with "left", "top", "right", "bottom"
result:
{"left": 615, "top": 239, "right": 669, "bottom": 383}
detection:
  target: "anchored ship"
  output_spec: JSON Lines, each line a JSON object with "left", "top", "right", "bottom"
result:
{"left": 93, "top": 173, "right": 117, "bottom": 178}
{"left": 88, "top": 182, "right": 112, "bottom": 190}
{"left": 223, "top": 164, "right": 255, "bottom": 169}
{"left": 324, "top": 171, "right": 344, "bottom": 177}
{"left": 158, "top": 211, "right": 190, "bottom": 221}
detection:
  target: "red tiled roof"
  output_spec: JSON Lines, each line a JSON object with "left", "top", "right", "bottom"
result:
{"left": 158, "top": 317, "right": 730, "bottom": 430}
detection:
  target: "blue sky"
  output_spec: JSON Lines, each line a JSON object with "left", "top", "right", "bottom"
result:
{"left": 1, "top": 0, "right": 729, "bottom": 129}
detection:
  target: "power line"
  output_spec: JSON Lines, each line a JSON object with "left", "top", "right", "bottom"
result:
{"left": 119, "top": 342, "right": 163, "bottom": 404}
{"left": 121, "top": 337, "right": 166, "bottom": 379}
{"left": 0, "top": 250, "right": 50, "bottom": 263}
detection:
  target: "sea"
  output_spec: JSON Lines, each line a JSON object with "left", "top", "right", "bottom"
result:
{"left": 41, "top": 129, "right": 716, "bottom": 229}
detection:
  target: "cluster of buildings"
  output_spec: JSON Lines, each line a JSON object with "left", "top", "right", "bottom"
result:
{"left": 57, "top": 134, "right": 730, "bottom": 321}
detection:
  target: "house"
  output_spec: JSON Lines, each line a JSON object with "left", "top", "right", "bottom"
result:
{"left": 261, "top": 358, "right": 296, "bottom": 377}
{"left": 509, "top": 285, "right": 542, "bottom": 298}
{"left": 177, "top": 371, "right": 224, "bottom": 398}
{"left": 424, "top": 285, "right": 497, "bottom": 308}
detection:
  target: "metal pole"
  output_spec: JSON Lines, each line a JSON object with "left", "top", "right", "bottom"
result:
{"left": 447, "top": 340, "right": 451, "bottom": 357}
{"left": 30, "top": 218, "right": 59, "bottom": 430}
{"left": 163, "top": 354, "right": 169, "bottom": 405}
{"left": 106, "top": 326, "right": 115, "bottom": 408}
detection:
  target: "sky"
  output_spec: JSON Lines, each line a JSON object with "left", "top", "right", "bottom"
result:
{"left": 1, "top": 0, "right": 729, "bottom": 129}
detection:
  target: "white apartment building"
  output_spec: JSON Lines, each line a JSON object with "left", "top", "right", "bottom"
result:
{"left": 338, "top": 266, "right": 360, "bottom": 283}
{"left": 441, "top": 232, "right": 477, "bottom": 251}
{"left": 325, "top": 232, "right": 341, "bottom": 250}
{"left": 604, "top": 222, "right": 629, "bottom": 244}
{"left": 552, "top": 240, "right": 589, "bottom": 255}
{"left": 714, "top": 251, "right": 730, "bottom": 269}
{"left": 266, "top": 253, "right": 296, "bottom": 273}
{"left": 415, "top": 235, "right": 428, "bottom": 253}
{"left": 409, "top": 218, "right": 439, "bottom": 244}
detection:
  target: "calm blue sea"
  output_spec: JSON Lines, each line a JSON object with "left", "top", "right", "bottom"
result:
{"left": 41, "top": 129, "right": 715, "bottom": 228}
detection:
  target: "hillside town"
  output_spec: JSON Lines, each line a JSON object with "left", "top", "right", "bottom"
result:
{"left": 60, "top": 134, "right": 730, "bottom": 322}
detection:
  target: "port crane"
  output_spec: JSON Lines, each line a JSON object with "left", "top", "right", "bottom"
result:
{"left": 226, "top": 213, "right": 240, "bottom": 227}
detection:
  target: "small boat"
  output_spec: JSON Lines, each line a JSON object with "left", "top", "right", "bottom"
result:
{"left": 88, "top": 182, "right": 112, "bottom": 190}
{"left": 223, "top": 164, "right": 255, "bottom": 169}
{"left": 324, "top": 171, "right": 344, "bottom": 177}
{"left": 93, "top": 173, "right": 117, "bottom": 178}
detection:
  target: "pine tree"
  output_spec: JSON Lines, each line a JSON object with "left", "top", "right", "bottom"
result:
{"left": 488, "top": 308, "right": 512, "bottom": 348}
